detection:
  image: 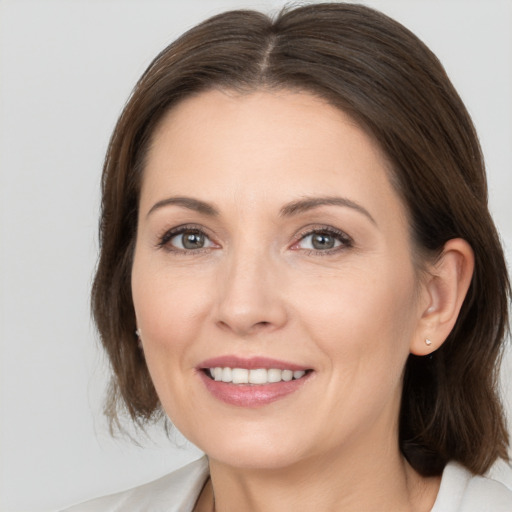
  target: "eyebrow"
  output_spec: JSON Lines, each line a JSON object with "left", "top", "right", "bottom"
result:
{"left": 280, "top": 196, "right": 376, "bottom": 225}
{"left": 146, "top": 195, "right": 376, "bottom": 225}
{"left": 147, "top": 196, "right": 219, "bottom": 218}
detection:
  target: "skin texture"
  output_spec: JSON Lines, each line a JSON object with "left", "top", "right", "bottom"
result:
{"left": 131, "top": 90, "right": 474, "bottom": 511}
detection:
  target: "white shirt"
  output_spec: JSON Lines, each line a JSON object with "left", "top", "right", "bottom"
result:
{"left": 62, "top": 457, "right": 512, "bottom": 511}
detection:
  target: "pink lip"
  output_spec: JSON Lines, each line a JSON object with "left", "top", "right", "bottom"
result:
{"left": 198, "top": 356, "right": 309, "bottom": 371}
{"left": 196, "top": 356, "right": 313, "bottom": 408}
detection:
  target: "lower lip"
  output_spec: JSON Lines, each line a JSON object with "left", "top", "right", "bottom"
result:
{"left": 198, "top": 371, "right": 311, "bottom": 408}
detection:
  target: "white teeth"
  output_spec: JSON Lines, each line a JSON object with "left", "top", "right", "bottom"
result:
{"left": 207, "top": 367, "right": 308, "bottom": 384}
{"left": 282, "top": 369, "right": 293, "bottom": 381}
{"left": 221, "top": 367, "right": 232, "bottom": 383}
{"left": 232, "top": 368, "right": 249, "bottom": 384}
{"left": 267, "top": 368, "right": 282, "bottom": 383}
{"left": 249, "top": 368, "right": 267, "bottom": 384}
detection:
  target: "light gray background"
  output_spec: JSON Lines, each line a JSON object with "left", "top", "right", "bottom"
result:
{"left": 1, "top": 1, "right": 511, "bottom": 510}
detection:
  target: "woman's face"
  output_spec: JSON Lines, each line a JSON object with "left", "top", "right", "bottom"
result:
{"left": 132, "top": 89, "right": 429, "bottom": 469}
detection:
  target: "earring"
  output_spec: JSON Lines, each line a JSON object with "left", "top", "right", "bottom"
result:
{"left": 135, "top": 329, "right": 143, "bottom": 350}
{"left": 425, "top": 338, "right": 432, "bottom": 346}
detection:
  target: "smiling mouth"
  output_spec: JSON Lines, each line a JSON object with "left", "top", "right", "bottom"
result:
{"left": 203, "top": 367, "right": 312, "bottom": 384}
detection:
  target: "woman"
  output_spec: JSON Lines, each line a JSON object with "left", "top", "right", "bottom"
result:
{"left": 65, "top": 3, "right": 511, "bottom": 511}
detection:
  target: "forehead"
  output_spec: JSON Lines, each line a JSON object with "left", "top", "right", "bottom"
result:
{"left": 141, "top": 89, "right": 405, "bottom": 224}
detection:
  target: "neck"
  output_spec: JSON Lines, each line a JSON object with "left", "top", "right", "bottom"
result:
{"left": 204, "top": 437, "right": 440, "bottom": 512}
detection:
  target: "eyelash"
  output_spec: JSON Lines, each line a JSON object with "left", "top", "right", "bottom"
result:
{"left": 292, "top": 226, "right": 353, "bottom": 255}
{"left": 156, "top": 224, "right": 214, "bottom": 255}
{"left": 155, "top": 225, "right": 353, "bottom": 255}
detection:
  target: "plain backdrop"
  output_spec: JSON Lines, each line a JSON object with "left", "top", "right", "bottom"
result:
{"left": 1, "top": 0, "right": 511, "bottom": 510}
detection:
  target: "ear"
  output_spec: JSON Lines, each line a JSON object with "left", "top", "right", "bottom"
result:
{"left": 410, "top": 238, "right": 474, "bottom": 356}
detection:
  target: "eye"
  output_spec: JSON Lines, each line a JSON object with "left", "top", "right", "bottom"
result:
{"left": 293, "top": 228, "right": 352, "bottom": 253}
{"left": 172, "top": 230, "right": 210, "bottom": 250}
{"left": 299, "top": 232, "right": 341, "bottom": 250}
{"left": 157, "top": 226, "right": 216, "bottom": 252}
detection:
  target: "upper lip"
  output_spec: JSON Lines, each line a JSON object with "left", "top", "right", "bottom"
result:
{"left": 198, "top": 356, "right": 310, "bottom": 372}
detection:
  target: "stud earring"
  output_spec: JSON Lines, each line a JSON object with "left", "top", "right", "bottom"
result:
{"left": 135, "top": 328, "right": 143, "bottom": 350}
{"left": 425, "top": 338, "right": 432, "bottom": 346}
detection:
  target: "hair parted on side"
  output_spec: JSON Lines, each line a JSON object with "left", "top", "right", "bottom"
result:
{"left": 91, "top": 3, "right": 510, "bottom": 476}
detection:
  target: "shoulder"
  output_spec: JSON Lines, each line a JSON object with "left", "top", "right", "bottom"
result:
{"left": 61, "top": 457, "right": 209, "bottom": 512}
{"left": 432, "top": 461, "right": 512, "bottom": 512}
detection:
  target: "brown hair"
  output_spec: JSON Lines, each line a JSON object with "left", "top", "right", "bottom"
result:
{"left": 91, "top": 3, "right": 510, "bottom": 476}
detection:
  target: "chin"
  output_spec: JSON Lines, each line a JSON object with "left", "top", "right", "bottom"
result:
{"left": 205, "top": 441, "right": 307, "bottom": 470}
{"left": 182, "top": 419, "right": 320, "bottom": 471}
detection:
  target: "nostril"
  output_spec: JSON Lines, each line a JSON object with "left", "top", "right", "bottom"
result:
{"left": 253, "top": 321, "right": 273, "bottom": 331}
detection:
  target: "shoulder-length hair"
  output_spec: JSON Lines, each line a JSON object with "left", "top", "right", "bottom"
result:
{"left": 91, "top": 2, "right": 510, "bottom": 476}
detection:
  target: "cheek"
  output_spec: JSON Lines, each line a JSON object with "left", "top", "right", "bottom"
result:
{"left": 296, "top": 261, "right": 418, "bottom": 372}
{"left": 295, "top": 265, "right": 418, "bottom": 432}
{"left": 132, "top": 258, "right": 210, "bottom": 340}
{"left": 130, "top": 258, "right": 215, "bottom": 406}
{"left": 131, "top": 262, "right": 211, "bottom": 425}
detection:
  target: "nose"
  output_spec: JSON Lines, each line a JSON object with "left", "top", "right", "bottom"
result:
{"left": 214, "top": 249, "right": 288, "bottom": 337}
